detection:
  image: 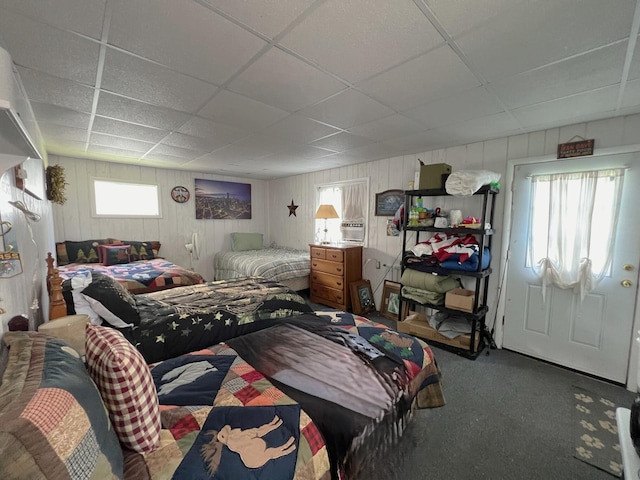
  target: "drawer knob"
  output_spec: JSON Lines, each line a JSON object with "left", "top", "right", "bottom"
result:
{"left": 336, "top": 268, "right": 342, "bottom": 272}
{"left": 336, "top": 282, "right": 342, "bottom": 286}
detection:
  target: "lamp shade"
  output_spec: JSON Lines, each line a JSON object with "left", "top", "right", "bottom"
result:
{"left": 314, "top": 204, "right": 339, "bottom": 219}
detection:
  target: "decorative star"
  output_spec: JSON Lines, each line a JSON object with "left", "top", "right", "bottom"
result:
{"left": 288, "top": 199, "right": 298, "bottom": 217}
{"left": 215, "top": 312, "right": 223, "bottom": 321}
{"left": 225, "top": 318, "right": 232, "bottom": 326}
{"left": 179, "top": 313, "right": 189, "bottom": 319}
{"left": 156, "top": 334, "right": 166, "bottom": 343}
{"left": 204, "top": 322, "right": 213, "bottom": 331}
{"left": 181, "top": 328, "right": 192, "bottom": 337}
{"left": 170, "top": 321, "right": 179, "bottom": 330}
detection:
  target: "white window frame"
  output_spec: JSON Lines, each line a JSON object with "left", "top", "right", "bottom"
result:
{"left": 90, "top": 177, "right": 162, "bottom": 218}
{"left": 314, "top": 177, "right": 369, "bottom": 247}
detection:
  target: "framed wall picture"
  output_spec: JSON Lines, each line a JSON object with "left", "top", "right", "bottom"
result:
{"left": 350, "top": 279, "right": 376, "bottom": 315}
{"left": 381, "top": 280, "right": 408, "bottom": 320}
{"left": 194, "top": 179, "right": 251, "bottom": 219}
{"left": 375, "top": 189, "right": 404, "bottom": 216}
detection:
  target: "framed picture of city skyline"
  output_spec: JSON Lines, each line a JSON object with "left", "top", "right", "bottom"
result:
{"left": 194, "top": 179, "right": 252, "bottom": 219}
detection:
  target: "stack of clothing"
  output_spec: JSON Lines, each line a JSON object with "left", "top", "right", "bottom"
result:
{"left": 404, "top": 233, "right": 491, "bottom": 272}
{"left": 400, "top": 268, "right": 460, "bottom": 306}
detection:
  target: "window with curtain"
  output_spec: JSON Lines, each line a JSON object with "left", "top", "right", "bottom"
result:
{"left": 315, "top": 178, "right": 369, "bottom": 245}
{"left": 526, "top": 168, "right": 625, "bottom": 299}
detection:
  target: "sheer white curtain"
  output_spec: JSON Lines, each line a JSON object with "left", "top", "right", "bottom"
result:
{"left": 341, "top": 182, "right": 366, "bottom": 222}
{"left": 316, "top": 179, "right": 368, "bottom": 244}
{"left": 527, "top": 168, "right": 625, "bottom": 300}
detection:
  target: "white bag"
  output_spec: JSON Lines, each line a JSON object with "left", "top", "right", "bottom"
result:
{"left": 445, "top": 170, "right": 501, "bottom": 197}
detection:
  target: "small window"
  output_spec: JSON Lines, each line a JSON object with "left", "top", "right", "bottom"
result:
{"left": 91, "top": 178, "right": 161, "bottom": 218}
{"left": 315, "top": 178, "right": 369, "bottom": 246}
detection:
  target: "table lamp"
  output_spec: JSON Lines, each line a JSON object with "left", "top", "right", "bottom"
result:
{"left": 314, "top": 204, "right": 339, "bottom": 244}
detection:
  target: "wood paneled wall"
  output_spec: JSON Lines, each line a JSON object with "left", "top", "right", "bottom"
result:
{"left": 50, "top": 155, "right": 268, "bottom": 282}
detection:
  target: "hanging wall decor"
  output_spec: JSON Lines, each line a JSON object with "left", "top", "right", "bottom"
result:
{"left": 288, "top": 199, "right": 298, "bottom": 217}
{"left": 171, "top": 186, "right": 190, "bottom": 203}
{"left": 45, "top": 164, "right": 67, "bottom": 205}
{"left": 194, "top": 179, "right": 251, "bottom": 219}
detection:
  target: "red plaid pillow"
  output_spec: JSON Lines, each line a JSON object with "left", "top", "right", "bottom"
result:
{"left": 85, "top": 324, "right": 161, "bottom": 453}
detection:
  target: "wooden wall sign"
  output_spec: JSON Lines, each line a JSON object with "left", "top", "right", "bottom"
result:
{"left": 557, "top": 138, "right": 594, "bottom": 159}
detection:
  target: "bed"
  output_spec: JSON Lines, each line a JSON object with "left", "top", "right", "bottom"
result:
{"left": 214, "top": 233, "right": 310, "bottom": 291}
{"left": 49, "top": 238, "right": 205, "bottom": 294}
{"left": 42, "top": 265, "right": 445, "bottom": 480}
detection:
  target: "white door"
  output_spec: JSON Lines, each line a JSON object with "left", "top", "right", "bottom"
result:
{"left": 503, "top": 153, "right": 640, "bottom": 383}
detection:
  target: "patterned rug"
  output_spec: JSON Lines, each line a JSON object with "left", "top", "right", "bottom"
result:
{"left": 573, "top": 386, "right": 623, "bottom": 477}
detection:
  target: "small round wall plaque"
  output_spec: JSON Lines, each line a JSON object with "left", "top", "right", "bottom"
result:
{"left": 171, "top": 186, "right": 190, "bottom": 203}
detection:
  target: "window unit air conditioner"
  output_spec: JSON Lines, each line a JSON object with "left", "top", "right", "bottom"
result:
{"left": 340, "top": 222, "right": 365, "bottom": 244}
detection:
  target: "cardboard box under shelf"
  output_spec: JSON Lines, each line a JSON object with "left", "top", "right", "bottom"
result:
{"left": 445, "top": 288, "right": 475, "bottom": 313}
{"left": 397, "top": 314, "right": 479, "bottom": 350}
{"left": 418, "top": 163, "right": 451, "bottom": 190}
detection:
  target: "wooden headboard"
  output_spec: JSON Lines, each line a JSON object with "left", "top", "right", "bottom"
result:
{"left": 46, "top": 252, "right": 67, "bottom": 320}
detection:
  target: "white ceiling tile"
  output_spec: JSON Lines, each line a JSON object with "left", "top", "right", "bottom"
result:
{"left": 142, "top": 152, "right": 194, "bottom": 166}
{"left": 96, "top": 92, "right": 192, "bottom": 130}
{"left": 511, "top": 86, "right": 619, "bottom": 128}
{"left": 90, "top": 133, "right": 155, "bottom": 153}
{"left": 86, "top": 144, "right": 143, "bottom": 159}
{"left": 491, "top": 43, "right": 627, "bottom": 109}
{"left": 199, "top": 89, "right": 290, "bottom": 131}
{"left": 206, "top": 143, "right": 274, "bottom": 163}
{"left": 299, "top": 89, "right": 395, "bottom": 129}
{"left": 0, "top": 9, "right": 99, "bottom": 84}
{"left": 177, "top": 117, "right": 249, "bottom": 143}
{"left": 39, "top": 123, "right": 88, "bottom": 143}
{"left": 382, "top": 129, "right": 457, "bottom": 152}
{"left": 162, "top": 132, "right": 227, "bottom": 152}
{"left": 109, "top": 0, "right": 267, "bottom": 85}
{"left": 230, "top": 134, "right": 298, "bottom": 154}
{"left": 204, "top": 0, "right": 315, "bottom": 39}
{"left": 628, "top": 35, "right": 640, "bottom": 81}
{"left": 92, "top": 116, "right": 169, "bottom": 143}
{"left": 0, "top": 0, "right": 106, "bottom": 39}
{"left": 17, "top": 67, "right": 95, "bottom": 113}
{"left": 431, "top": 113, "right": 522, "bottom": 143}
{"left": 261, "top": 115, "right": 341, "bottom": 143}
{"left": 45, "top": 140, "right": 89, "bottom": 159}
{"left": 621, "top": 79, "right": 640, "bottom": 109}
{"left": 339, "top": 142, "right": 401, "bottom": 161}
{"left": 228, "top": 47, "right": 346, "bottom": 111}
{"left": 148, "top": 143, "right": 201, "bottom": 160}
{"left": 454, "top": 0, "right": 637, "bottom": 82}
{"left": 31, "top": 103, "right": 91, "bottom": 130}
{"left": 277, "top": 145, "right": 335, "bottom": 160}
{"left": 347, "top": 114, "right": 426, "bottom": 141}
{"left": 101, "top": 49, "right": 218, "bottom": 112}
{"left": 357, "top": 45, "right": 481, "bottom": 111}
{"left": 404, "top": 86, "right": 505, "bottom": 128}
{"left": 311, "top": 132, "right": 373, "bottom": 152}
{"left": 280, "top": 0, "right": 444, "bottom": 83}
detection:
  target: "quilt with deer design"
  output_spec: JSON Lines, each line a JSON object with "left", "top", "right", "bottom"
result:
{"left": 122, "top": 311, "right": 444, "bottom": 480}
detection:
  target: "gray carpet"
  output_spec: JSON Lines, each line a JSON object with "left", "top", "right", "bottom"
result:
{"left": 301, "top": 293, "right": 637, "bottom": 480}
{"left": 361, "top": 311, "right": 637, "bottom": 480}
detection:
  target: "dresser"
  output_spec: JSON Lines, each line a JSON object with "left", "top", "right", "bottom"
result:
{"left": 309, "top": 244, "right": 363, "bottom": 311}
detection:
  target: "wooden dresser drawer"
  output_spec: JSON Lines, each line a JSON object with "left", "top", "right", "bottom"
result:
{"left": 310, "top": 285, "right": 345, "bottom": 306}
{"left": 310, "top": 247, "right": 326, "bottom": 259}
{"left": 310, "top": 271, "right": 345, "bottom": 290}
{"left": 310, "top": 258, "right": 345, "bottom": 276}
{"left": 324, "top": 249, "right": 344, "bottom": 262}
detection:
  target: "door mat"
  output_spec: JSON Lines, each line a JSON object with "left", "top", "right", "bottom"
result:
{"left": 573, "top": 386, "right": 623, "bottom": 477}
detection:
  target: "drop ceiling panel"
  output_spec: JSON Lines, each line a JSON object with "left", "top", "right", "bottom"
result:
{"left": 228, "top": 47, "right": 346, "bottom": 111}
{"left": 229, "top": 134, "right": 298, "bottom": 155}
{"left": 347, "top": 114, "right": 426, "bottom": 141}
{"left": 431, "top": 112, "right": 521, "bottom": 144}
{"left": 92, "top": 116, "right": 169, "bottom": 143}
{"left": 90, "top": 132, "right": 155, "bottom": 153}
{"left": 101, "top": 49, "right": 218, "bottom": 112}
{"left": 148, "top": 143, "right": 202, "bottom": 160}
{"left": 404, "top": 86, "right": 505, "bottom": 129}
{"left": 311, "top": 132, "right": 373, "bottom": 152}
{"left": 491, "top": 43, "right": 628, "bottom": 109}
{"left": 261, "top": 115, "right": 341, "bottom": 143}
{"left": 96, "top": 92, "right": 192, "bottom": 131}
{"left": 454, "top": 0, "right": 636, "bottom": 82}
{"left": 16, "top": 68, "right": 95, "bottom": 113}
{"left": 299, "top": 89, "right": 395, "bottom": 129}
{"left": 511, "top": 85, "right": 619, "bottom": 128}
{"left": 0, "top": 0, "right": 106, "bottom": 39}
{"left": 621, "top": 79, "right": 640, "bottom": 109}
{"left": 357, "top": 45, "right": 481, "bottom": 112}
{"left": 0, "top": 9, "right": 99, "bottom": 84}
{"left": 280, "top": 0, "right": 444, "bottom": 83}
{"left": 162, "top": 132, "right": 227, "bottom": 152}
{"left": 177, "top": 117, "right": 249, "bottom": 144}
{"left": 205, "top": 0, "right": 316, "bottom": 39}
{"left": 39, "top": 123, "right": 89, "bottom": 143}
{"left": 108, "top": 0, "right": 267, "bottom": 86}
{"left": 338, "top": 142, "right": 401, "bottom": 162}
{"left": 198, "top": 90, "right": 290, "bottom": 131}
{"left": 86, "top": 144, "right": 143, "bottom": 160}
{"left": 31, "top": 103, "right": 91, "bottom": 130}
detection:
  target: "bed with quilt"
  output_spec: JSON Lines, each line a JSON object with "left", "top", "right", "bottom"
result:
{"left": 51, "top": 238, "right": 205, "bottom": 294}
{"left": 213, "top": 232, "right": 310, "bottom": 291}
{"left": 38, "top": 269, "right": 445, "bottom": 480}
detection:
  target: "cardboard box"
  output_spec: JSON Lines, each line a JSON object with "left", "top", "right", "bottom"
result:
{"left": 445, "top": 288, "right": 475, "bottom": 313}
{"left": 418, "top": 163, "right": 451, "bottom": 190}
{"left": 397, "top": 314, "right": 478, "bottom": 350}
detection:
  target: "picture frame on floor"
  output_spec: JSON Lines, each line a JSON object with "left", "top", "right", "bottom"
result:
{"left": 381, "top": 280, "right": 408, "bottom": 321}
{"left": 350, "top": 279, "right": 376, "bottom": 315}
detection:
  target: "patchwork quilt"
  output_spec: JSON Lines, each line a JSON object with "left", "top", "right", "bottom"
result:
{"left": 58, "top": 258, "right": 205, "bottom": 293}
{"left": 123, "top": 311, "right": 444, "bottom": 480}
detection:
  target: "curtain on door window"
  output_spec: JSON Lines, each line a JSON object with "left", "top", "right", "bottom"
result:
{"left": 526, "top": 168, "right": 625, "bottom": 300}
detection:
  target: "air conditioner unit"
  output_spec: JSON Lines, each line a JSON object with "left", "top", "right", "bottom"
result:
{"left": 0, "top": 46, "right": 46, "bottom": 173}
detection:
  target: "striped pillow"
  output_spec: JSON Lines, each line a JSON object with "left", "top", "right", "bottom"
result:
{"left": 85, "top": 324, "right": 161, "bottom": 453}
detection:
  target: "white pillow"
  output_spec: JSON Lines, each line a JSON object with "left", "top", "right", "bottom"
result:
{"left": 80, "top": 294, "right": 134, "bottom": 329}
{"left": 70, "top": 271, "right": 101, "bottom": 325}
